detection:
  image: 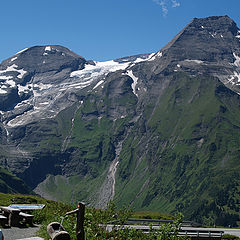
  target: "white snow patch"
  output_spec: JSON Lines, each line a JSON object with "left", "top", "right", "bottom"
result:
{"left": 209, "top": 32, "right": 217, "bottom": 38}
{"left": 34, "top": 83, "right": 52, "bottom": 90}
{"left": 39, "top": 102, "right": 49, "bottom": 105}
{"left": 8, "top": 114, "right": 33, "bottom": 127}
{"left": 0, "top": 76, "right": 13, "bottom": 80}
{"left": 0, "top": 64, "right": 18, "bottom": 74}
{"left": 43, "top": 46, "right": 52, "bottom": 55}
{"left": 11, "top": 57, "right": 17, "bottom": 62}
{"left": 0, "top": 89, "right": 7, "bottom": 94}
{"left": 228, "top": 75, "right": 235, "bottom": 84}
{"left": 10, "top": 64, "right": 19, "bottom": 70}
{"left": 148, "top": 52, "right": 162, "bottom": 61}
{"left": 32, "top": 90, "right": 41, "bottom": 97}
{"left": 233, "top": 53, "right": 240, "bottom": 67}
{"left": 108, "top": 61, "right": 129, "bottom": 72}
{"left": 17, "top": 84, "right": 31, "bottom": 93}
{"left": 125, "top": 70, "right": 138, "bottom": 97}
{"left": 185, "top": 59, "right": 204, "bottom": 64}
{"left": 93, "top": 80, "right": 104, "bottom": 90}
{"left": 74, "top": 81, "right": 93, "bottom": 89}
{"left": 228, "top": 71, "right": 240, "bottom": 84}
{"left": 71, "top": 60, "right": 130, "bottom": 87}
{"left": 0, "top": 64, "right": 27, "bottom": 79}
{"left": 147, "top": 53, "right": 155, "bottom": 59}
{"left": 5, "top": 127, "right": 9, "bottom": 137}
{"left": 16, "top": 68, "right": 27, "bottom": 79}
{"left": 236, "top": 31, "right": 240, "bottom": 38}
{"left": 134, "top": 57, "right": 150, "bottom": 64}
{"left": 16, "top": 48, "right": 28, "bottom": 55}
{"left": 45, "top": 46, "right": 51, "bottom": 51}
{"left": 6, "top": 80, "right": 16, "bottom": 87}
{"left": 14, "top": 100, "right": 29, "bottom": 109}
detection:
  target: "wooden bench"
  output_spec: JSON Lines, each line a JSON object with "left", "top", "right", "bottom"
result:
{"left": 19, "top": 212, "right": 34, "bottom": 226}
{"left": 0, "top": 206, "right": 34, "bottom": 227}
{"left": 0, "top": 206, "right": 21, "bottom": 227}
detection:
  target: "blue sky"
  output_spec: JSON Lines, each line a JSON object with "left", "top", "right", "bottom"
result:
{"left": 0, "top": 0, "right": 239, "bottom": 62}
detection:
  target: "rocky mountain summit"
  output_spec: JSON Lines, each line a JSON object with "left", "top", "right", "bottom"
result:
{"left": 1, "top": 15, "right": 240, "bottom": 226}
{"left": 0, "top": 45, "right": 151, "bottom": 128}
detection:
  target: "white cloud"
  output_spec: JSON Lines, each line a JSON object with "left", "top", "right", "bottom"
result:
{"left": 153, "top": 0, "right": 168, "bottom": 16}
{"left": 172, "top": 0, "right": 180, "bottom": 7}
{"left": 153, "top": 0, "right": 180, "bottom": 16}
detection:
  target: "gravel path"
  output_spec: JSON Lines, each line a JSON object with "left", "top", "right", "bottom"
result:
{"left": 1, "top": 225, "right": 42, "bottom": 240}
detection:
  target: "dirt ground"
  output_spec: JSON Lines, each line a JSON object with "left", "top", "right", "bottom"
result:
{"left": 1, "top": 225, "right": 42, "bottom": 240}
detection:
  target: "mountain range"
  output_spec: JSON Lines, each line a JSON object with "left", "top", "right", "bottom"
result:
{"left": 1, "top": 15, "right": 240, "bottom": 226}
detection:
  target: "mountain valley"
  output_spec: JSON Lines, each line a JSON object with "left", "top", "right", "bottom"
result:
{"left": 1, "top": 15, "right": 240, "bottom": 226}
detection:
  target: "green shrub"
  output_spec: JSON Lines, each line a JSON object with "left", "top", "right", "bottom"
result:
{"left": 222, "top": 234, "right": 240, "bottom": 240}
{"left": 0, "top": 193, "right": 188, "bottom": 239}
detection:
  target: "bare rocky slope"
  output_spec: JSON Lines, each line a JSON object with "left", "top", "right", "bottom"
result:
{"left": 1, "top": 15, "right": 240, "bottom": 226}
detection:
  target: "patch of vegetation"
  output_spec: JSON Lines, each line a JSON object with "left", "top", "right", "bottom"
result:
{"left": 222, "top": 234, "right": 240, "bottom": 240}
{"left": 0, "top": 193, "right": 187, "bottom": 240}
{"left": 0, "top": 167, "right": 31, "bottom": 194}
{"left": 115, "top": 73, "right": 240, "bottom": 226}
{"left": 36, "top": 173, "right": 107, "bottom": 205}
{"left": 132, "top": 211, "right": 174, "bottom": 220}
{"left": 0, "top": 192, "right": 56, "bottom": 210}
{"left": 5, "top": 68, "right": 240, "bottom": 229}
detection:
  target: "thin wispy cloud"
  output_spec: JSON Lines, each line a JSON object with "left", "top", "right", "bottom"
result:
{"left": 153, "top": 0, "right": 168, "bottom": 16}
{"left": 153, "top": 0, "right": 180, "bottom": 16}
{"left": 172, "top": 0, "right": 180, "bottom": 8}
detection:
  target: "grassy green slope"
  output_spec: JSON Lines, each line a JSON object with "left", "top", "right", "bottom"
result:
{"left": 34, "top": 101, "right": 116, "bottom": 203}
{"left": 115, "top": 72, "right": 240, "bottom": 226}
{"left": 15, "top": 70, "right": 240, "bottom": 227}
{"left": 0, "top": 166, "right": 31, "bottom": 194}
{"left": 35, "top": 75, "right": 138, "bottom": 204}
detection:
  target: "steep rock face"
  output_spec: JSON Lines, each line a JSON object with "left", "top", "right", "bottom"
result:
{"left": 153, "top": 16, "right": 240, "bottom": 93}
{"left": 1, "top": 16, "right": 240, "bottom": 226}
{"left": 0, "top": 45, "right": 151, "bottom": 190}
{"left": 0, "top": 45, "right": 87, "bottom": 126}
{"left": 162, "top": 16, "right": 239, "bottom": 61}
{"left": 113, "top": 16, "right": 240, "bottom": 226}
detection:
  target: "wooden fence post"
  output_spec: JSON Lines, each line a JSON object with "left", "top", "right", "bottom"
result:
{"left": 76, "top": 202, "right": 85, "bottom": 240}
